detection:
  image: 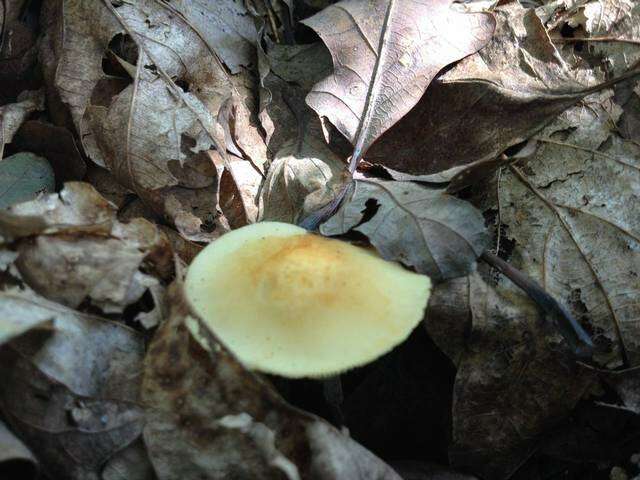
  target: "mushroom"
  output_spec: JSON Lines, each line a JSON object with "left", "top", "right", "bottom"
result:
{"left": 185, "top": 222, "right": 431, "bottom": 378}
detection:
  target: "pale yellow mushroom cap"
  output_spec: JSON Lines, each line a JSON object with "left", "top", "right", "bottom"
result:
{"left": 184, "top": 222, "right": 431, "bottom": 378}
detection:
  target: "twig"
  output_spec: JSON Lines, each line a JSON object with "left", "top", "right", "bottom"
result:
{"left": 554, "top": 36, "right": 640, "bottom": 46}
{"left": 264, "top": 0, "right": 283, "bottom": 44}
{"left": 481, "top": 251, "right": 595, "bottom": 358}
{"left": 298, "top": 182, "right": 352, "bottom": 231}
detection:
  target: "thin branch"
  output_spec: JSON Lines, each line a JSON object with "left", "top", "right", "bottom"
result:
{"left": 481, "top": 251, "right": 594, "bottom": 358}
{"left": 553, "top": 36, "right": 640, "bottom": 46}
{"left": 264, "top": 0, "right": 283, "bottom": 44}
{"left": 494, "top": 167, "right": 503, "bottom": 255}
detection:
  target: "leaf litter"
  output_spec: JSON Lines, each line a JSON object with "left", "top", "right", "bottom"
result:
{"left": 1, "top": 0, "right": 640, "bottom": 479}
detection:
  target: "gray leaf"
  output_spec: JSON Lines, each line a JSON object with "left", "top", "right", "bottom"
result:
{"left": 0, "top": 153, "right": 54, "bottom": 209}
{"left": 321, "top": 179, "right": 489, "bottom": 281}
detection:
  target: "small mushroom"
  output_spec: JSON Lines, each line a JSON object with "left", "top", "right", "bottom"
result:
{"left": 184, "top": 222, "right": 431, "bottom": 378}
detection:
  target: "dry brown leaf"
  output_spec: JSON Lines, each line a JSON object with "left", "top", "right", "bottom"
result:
{"left": 0, "top": 182, "right": 116, "bottom": 239}
{"left": 0, "top": 289, "right": 145, "bottom": 480}
{"left": 258, "top": 40, "right": 332, "bottom": 155}
{"left": 542, "top": 0, "right": 640, "bottom": 76}
{"left": 365, "top": 0, "right": 602, "bottom": 180}
{"left": 0, "top": 182, "right": 172, "bottom": 321}
{"left": 257, "top": 38, "right": 348, "bottom": 224}
{"left": 321, "top": 179, "right": 489, "bottom": 281}
{"left": 303, "top": 0, "right": 495, "bottom": 169}
{"left": 425, "top": 273, "right": 597, "bottom": 479}
{"left": 142, "top": 282, "right": 402, "bottom": 480}
{"left": 0, "top": 290, "right": 51, "bottom": 346}
{"left": 618, "top": 80, "right": 640, "bottom": 144}
{"left": 209, "top": 152, "right": 263, "bottom": 229}
{"left": 492, "top": 98, "right": 640, "bottom": 367}
{"left": 0, "top": 89, "right": 44, "bottom": 158}
{"left": 260, "top": 137, "right": 347, "bottom": 224}
{"left": 40, "top": 0, "right": 265, "bottom": 240}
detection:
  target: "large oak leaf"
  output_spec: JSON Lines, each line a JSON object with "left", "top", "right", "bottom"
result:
{"left": 302, "top": 0, "right": 495, "bottom": 167}
{"left": 365, "top": 1, "right": 608, "bottom": 180}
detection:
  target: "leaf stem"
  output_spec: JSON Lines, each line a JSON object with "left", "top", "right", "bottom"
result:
{"left": 553, "top": 36, "right": 640, "bottom": 46}
{"left": 298, "top": 182, "right": 352, "bottom": 231}
{"left": 480, "top": 251, "right": 595, "bottom": 358}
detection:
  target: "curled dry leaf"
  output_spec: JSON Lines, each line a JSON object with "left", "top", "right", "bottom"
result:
{"left": 260, "top": 137, "right": 347, "bottom": 224}
{"left": 365, "top": 0, "right": 603, "bottom": 181}
{"left": 541, "top": 0, "right": 640, "bottom": 75}
{"left": 40, "top": 0, "right": 264, "bottom": 240}
{"left": 258, "top": 40, "right": 332, "bottom": 155}
{"left": 0, "top": 289, "right": 145, "bottom": 480}
{"left": 493, "top": 99, "right": 640, "bottom": 367}
{"left": 425, "top": 273, "right": 597, "bottom": 479}
{"left": 0, "top": 420, "right": 38, "bottom": 479}
{"left": 209, "top": 152, "right": 263, "bottom": 229}
{"left": 0, "top": 89, "right": 44, "bottom": 158}
{"left": 303, "top": 0, "right": 496, "bottom": 168}
{"left": 0, "top": 182, "right": 172, "bottom": 321}
{"left": 0, "top": 181, "right": 116, "bottom": 239}
{"left": 0, "top": 287, "right": 52, "bottom": 346}
{"left": 321, "top": 179, "right": 489, "bottom": 281}
{"left": 142, "top": 282, "right": 402, "bottom": 480}
{"left": 258, "top": 39, "right": 349, "bottom": 224}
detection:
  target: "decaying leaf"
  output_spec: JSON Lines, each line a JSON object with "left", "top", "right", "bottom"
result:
{"left": 40, "top": 0, "right": 264, "bottom": 239}
{"left": 618, "top": 80, "right": 640, "bottom": 144}
{"left": 0, "top": 287, "right": 52, "bottom": 346}
{"left": 258, "top": 38, "right": 348, "bottom": 224}
{"left": 258, "top": 40, "right": 332, "bottom": 155}
{"left": 541, "top": 0, "right": 640, "bottom": 75}
{"left": 425, "top": 273, "right": 597, "bottom": 479}
{"left": 0, "top": 420, "right": 38, "bottom": 479}
{"left": 365, "top": 0, "right": 605, "bottom": 180}
{"left": 0, "top": 89, "right": 44, "bottom": 158}
{"left": 0, "top": 182, "right": 172, "bottom": 321}
{"left": 0, "top": 181, "right": 116, "bottom": 239}
{"left": 142, "top": 282, "right": 402, "bottom": 480}
{"left": 321, "top": 179, "right": 489, "bottom": 281}
{"left": 209, "top": 152, "right": 263, "bottom": 229}
{"left": 0, "top": 289, "right": 145, "bottom": 480}
{"left": 493, "top": 100, "right": 640, "bottom": 367}
{"left": 303, "top": 0, "right": 495, "bottom": 168}
{"left": 260, "top": 137, "right": 347, "bottom": 224}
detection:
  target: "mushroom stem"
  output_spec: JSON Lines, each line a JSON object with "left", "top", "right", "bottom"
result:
{"left": 480, "top": 251, "right": 594, "bottom": 358}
